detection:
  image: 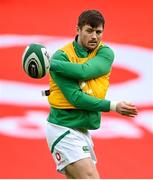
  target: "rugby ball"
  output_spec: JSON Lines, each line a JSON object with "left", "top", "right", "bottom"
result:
{"left": 22, "top": 43, "right": 50, "bottom": 79}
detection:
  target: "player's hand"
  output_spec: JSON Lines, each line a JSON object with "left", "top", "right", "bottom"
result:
{"left": 116, "top": 101, "right": 138, "bottom": 117}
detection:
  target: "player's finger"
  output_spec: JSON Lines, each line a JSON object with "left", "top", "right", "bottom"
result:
{"left": 123, "top": 113, "right": 136, "bottom": 118}
{"left": 120, "top": 106, "right": 138, "bottom": 113}
{"left": 121, "top": 110, "right": 138, "bottom": 116}
{"left": 122, "top": 105, "right": 138, "bottom": 111}
{"left": 122, "top": 108, "right": 138, "bottom": 114}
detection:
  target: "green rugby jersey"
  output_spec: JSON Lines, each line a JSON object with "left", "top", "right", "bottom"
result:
{"left": 47, "top": 39, "right": 114, "bottom": 130}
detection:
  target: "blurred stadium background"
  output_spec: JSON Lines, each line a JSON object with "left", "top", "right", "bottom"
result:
{"left": 0, "top": 0, "right": 153, "bottom": 178}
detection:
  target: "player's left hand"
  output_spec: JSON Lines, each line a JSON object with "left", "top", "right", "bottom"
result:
{"left": 116, "top": 101, "right": 138, "bottom": 117}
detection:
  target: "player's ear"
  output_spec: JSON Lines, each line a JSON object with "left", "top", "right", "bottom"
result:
{"left": 76, "top": 25, "right": 80, "bottom": 33}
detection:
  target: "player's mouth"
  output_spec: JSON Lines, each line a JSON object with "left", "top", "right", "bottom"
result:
{"left": 88, "top": 41, "right": 97, "bottom": 46}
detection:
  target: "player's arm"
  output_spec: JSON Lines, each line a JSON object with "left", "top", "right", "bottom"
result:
{"left": 50, "top": 46, "right": 114, "bottom": 81}
{"left": 51, "top": 71, "right": 110, "bottom": 111}
{"left": 51, "top": 71, "right": 138, "bottom": 117}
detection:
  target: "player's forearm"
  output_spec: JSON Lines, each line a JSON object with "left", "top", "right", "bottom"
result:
{"left": 51, "top": 71, "right": 138, "bottom": 117}
{"left": 50, "top": 47, "right": 114, "bottom": 81}
{"left": 51, "top": 72, "right": 110, "bottom": 112}
{"left": 69, "top": 89, "right": 111, "bottom": 112}
{"left": 51, "top": 57, "right": 111, "bottom": 80}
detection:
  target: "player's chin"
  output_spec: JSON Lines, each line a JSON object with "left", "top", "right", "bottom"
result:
{"left": 87, "top": 43, "right": 98, "bottom": 50}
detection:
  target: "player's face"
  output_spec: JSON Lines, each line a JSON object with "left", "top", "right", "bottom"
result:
{"left": 77, "top": 24, "right": 103, "bottom": 50}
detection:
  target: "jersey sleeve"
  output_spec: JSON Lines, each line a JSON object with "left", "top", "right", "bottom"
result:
{"left": 51, "top": 71, "right": 111, "bottom": 112}
{"left": 50, "top": 46, "right": 114, "bottom": 80}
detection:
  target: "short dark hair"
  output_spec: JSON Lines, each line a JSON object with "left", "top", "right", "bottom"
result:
{"left": 77, "top": 10, "right": 105, "bottom": 29}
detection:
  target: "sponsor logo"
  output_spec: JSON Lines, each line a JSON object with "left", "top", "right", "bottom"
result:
{"left": 55, "top": 152, "right": 61, "bottom": 161}
{"left": 82, "top": 146, "right": 90, "bottom": 152}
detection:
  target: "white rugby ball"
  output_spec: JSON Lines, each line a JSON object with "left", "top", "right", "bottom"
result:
{"left": 22, "top": 43, "right": 50, "bottom": 79}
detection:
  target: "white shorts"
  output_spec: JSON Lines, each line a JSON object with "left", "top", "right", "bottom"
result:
{"left": 45, "top": 122, "right": 97, "bottom": 174}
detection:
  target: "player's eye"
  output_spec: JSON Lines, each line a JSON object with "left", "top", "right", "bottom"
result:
{"left": 96, "top": 30, "right": 102, "bottom": 35}
{"left": 86, "top": 29, "right": 93, "bottom": 33}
